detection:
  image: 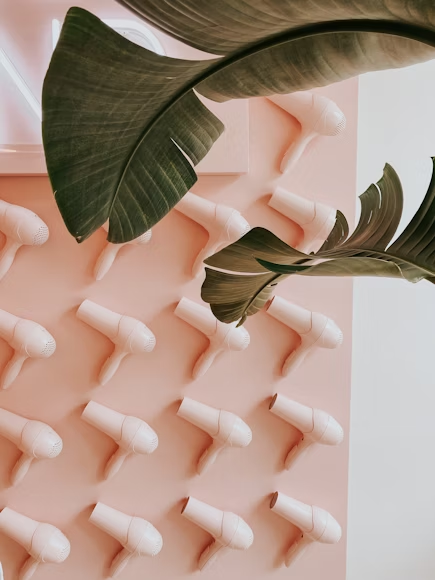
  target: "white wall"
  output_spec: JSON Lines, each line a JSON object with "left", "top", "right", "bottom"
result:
{"left": 347, "top": 60, "right": 435, "bottom": 579}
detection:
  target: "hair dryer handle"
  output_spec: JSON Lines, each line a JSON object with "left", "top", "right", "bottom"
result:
{"left": 282, "top": 346, "right": 309, "bottom": 377}
{"left": 284, "top": 533, "right": 312, "bottom": 567}
{"left": 0, "top": 239, "right": 21, "bottom": 281}
{"left": 197, "top": 440, "right": 224, "bottom": 475}
{"left": 281, "top": 133, "right": 315, "bottom": 174}
{"left": 99, "top": 348, "right": 127, "bottom": 385}
{"left": 11, "top": 453, "right": 34, "bottom": 486}
{"left": 110, "top": 547, "right": 133, "bottom": 578}
{"left": 284, "top": 436, "right": 313, "bottom": 470}
{"left": 19, "top": 556, "right": 39, "bottom": 580}
{"left": 94, "top": 244, "right": 122, "bottom": 280}
{"left": 198, "top": 539, "right": 231, "bottom": 571}
{"left": 192, "top": 244, "right": 219, "bottom": 278}
{"left": 104, "top": 447, "right": 130, "bottom": 480}
{"left": 192, "top": 346, "right": 220, "bottom": 380}
{"left": 0, "top": 353, "right": 27, "bottom": 390}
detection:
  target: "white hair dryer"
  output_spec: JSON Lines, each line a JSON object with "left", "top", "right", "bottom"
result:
{"left": 266, "top": 296, "right": 342, "bottom": 376}
{"left": 175, "top": 192, "right": 250, "bottom": 277}
{"left": 181, "top": 496, "right": 253, "bottom": 571}
{"left": 268, "top": 187, "right": 336, "bottom": 254}
{"left": 0, "top": 200, "right": 49, "bottom": 281}
{"left": 269, "top": 394, "right": 343, "bottom": 469}
{"left": 0, "top": 508, "right": 70, "bottom": 580}
{"left": 0, "top": 408, "right": 62, "bottom": 485}
{"left": 270, "top": 492, "right": 341, "bottom": 567}
{"left": 174, "top": 297, "right": 250, "bottom": 379}
{"left": 267, "top": 91, "right": 346, "bottom": 174}
{"left": 81, "top": 401, "right": 158, "bottom": 479}
{"left": 177, "top": 397, "right": 252, "bottom": 474}
{"left": 76, "top": 300, "right": 156, "bottom": 385}
{"left": 0, "top": 309, "right": 56, "bottom": 390}
{"left": 89, "top": 503, "right": 163, "bottom": 578}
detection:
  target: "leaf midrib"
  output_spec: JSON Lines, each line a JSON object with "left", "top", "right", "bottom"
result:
{"left": 111, "top": 19, "right": 435, "bottom": 215}
{"left": 318, "top": 247, "right": 435, "bottom": 277}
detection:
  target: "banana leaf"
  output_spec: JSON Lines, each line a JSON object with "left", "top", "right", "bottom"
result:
{"left": 202, "top": 160, "right": 435, "bottom": 324}
{"left": 42, "top": 5, "right": 435, "bottom": 243}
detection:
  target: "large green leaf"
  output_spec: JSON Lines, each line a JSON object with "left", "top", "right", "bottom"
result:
{"left": 43, "top": 5, "right": 435, "bottom": 242}
{"left": 202, "top": 160, "right": 435, "bottom": 323}
{"left": 201, "top": 268, "right": 285, "bottom": 325}
{"left": 117, "top": 0, "right": 435, "bottom": 55}
{"left": 42, "top": 8, "right": 223, "bottom": 243}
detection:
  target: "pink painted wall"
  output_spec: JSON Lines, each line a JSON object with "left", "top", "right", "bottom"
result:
{"left": 0, "top": 75, "right": 357, "bottom": 580}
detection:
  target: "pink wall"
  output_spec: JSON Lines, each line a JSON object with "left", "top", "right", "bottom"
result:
{"left": 0, "top": 78, "right": 357, "bottom": 579}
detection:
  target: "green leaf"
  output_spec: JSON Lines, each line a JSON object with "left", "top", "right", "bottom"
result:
{"left": 256, "top": 257, "right": 405, "bottom": 279}
{"left": 204, "top": 227, "right": 308, "bottom": 273}
{"left": 201, "top": 268, "right": 285, "bottom": 325}
{"left": 43, "top": 5, "right": 435, "bottom": 242}
{"left": 202, "top": 159, "right": 435, "bottom": 323}
{"left": 117, "top": 0, "right": 435, "bottom": 56}
{"left": 318, "top": 210, "right": 349, "bottom": 252}
{"left": 42, "top": 8, "right": 223, "bottom": 243}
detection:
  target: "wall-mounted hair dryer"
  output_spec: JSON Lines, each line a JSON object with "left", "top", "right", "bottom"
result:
{"left": 94, "top": 222, "right": 152, "bottom": 280}
{"left": 269, "top": 394, "right": 343, "bottom": 469}
{"left": 0, "top": 408, "right": 62, "bottom": 486}
{"left": 0, "top": 309, "right": 56, "bottom": 390}
{"left": 0, "top": 507, "right": 70, "bottom": 580}
{"left": 270, "top": 491, "right": 341, "bottom": 567}
{"left": 0, "top": 200, "right": 49, "bottom": 282}
{"left": 266, "top": 296, "right": 342, "bottom": 376}
{"left": 177, "top": 397, "right": 252, "bottom": 474}
{"left": 89, "top": 503, "right": 162, "bottom": 578}
{"left": 81, "top": 401, "right": 158, "bottom": 479}
{"left": 268, "top": 187, "right": 336, "bottom": 254}
{"left": 174, "top": 297, "right": 250, "bottom": 379}
{"left": 175, "top": 192, "right": 250, "bottom": 277}
{"left": 267, "top": 91, "right": 346, "bottom": 174}
{"left": 181, "top": 496, "right": 253, "bottom": 571}
{"left": 76, "top": 300, "right": 156, "bottom": 385}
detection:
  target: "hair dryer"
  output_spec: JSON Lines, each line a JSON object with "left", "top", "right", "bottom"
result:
{"left": 82, "top": 401, "right": 158, "bottom": 479}
{"left": 174, "top": 297, "right": 250, "bottom": 379}
{"left": 177, "top": 397, "right": 252, "bottom": 474}
{"left": 0, "top": 408, "right": 62, "bottom": 485}
{"left": 0, "top": 309, "right": 56, "bottom": 390}
{"left": 266, "top": 296, "right": 342, "bottom": 376}
{"left": 270, "top": 492, "right": 341, "bottom": 567}
{"left": 0, "top": 507, "right": 70, "bottom": 580}
{"left": 267, "top": 91, "right": 346, "bottom": 174}
{"left": 269, "top": 394, "right": 343, "bottom": 469}
{"left": 76, "top": 300, "right": 156, "bottom": 385}
{"left": 94, "top": 222, "right": 152, "bottom": 280}
{"left": 89, "top": 503, "right": 162, "bottom": 578}
{"left": 181, "top": 497, "right": 253, "bottom": 571}
{"left": 175, "top": 192, "right": 250, "bottom": 277}
{"left": 268, "top": 187, "right": 336, "bottom": 254}
{"left": 0, "top": 200, "right": 49, "bottom": 282}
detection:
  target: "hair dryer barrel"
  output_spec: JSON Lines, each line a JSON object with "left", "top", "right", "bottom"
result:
{"left": 175, "top": 298, "right": 217, "bottom": 337}
{"left": 177, "top": 398, "right": 219, "bottom": 436}
{"left": 0, "top": 309, "right": 20, "bottom": 342}
{"left": 0, "top": 508, "right": 38, "bottom": 549}
{"left": 0, "top": 408, "right": 28, "bottom": 444}
{"left": 182, "top": 497, "right": 225, "bottom": 539}
{"left": 76, "top": 300, "right": 121, "bottom": 339}
{"left": 82, "top": 401, "right": 124, "bottom": 441}
{"left": 266, "top": 296, "right": 312, "bottom": 334}
{"left": 176, "top": 192, "right": 217, "bottom": 227}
